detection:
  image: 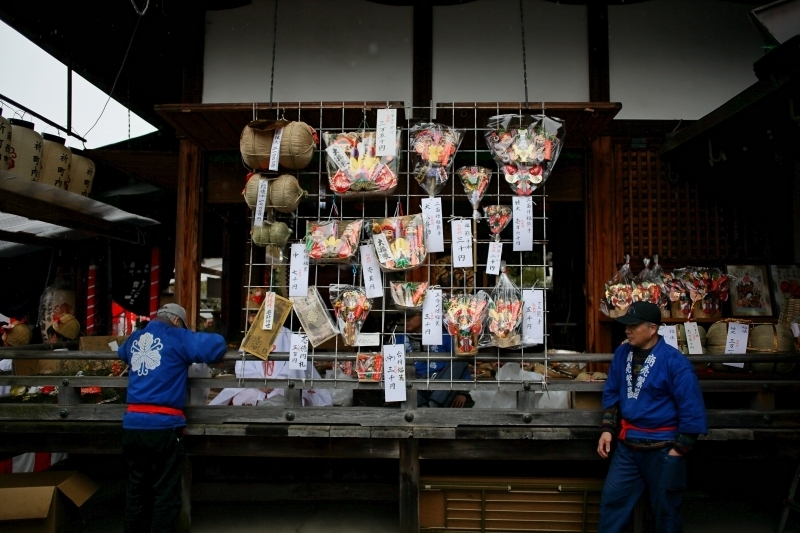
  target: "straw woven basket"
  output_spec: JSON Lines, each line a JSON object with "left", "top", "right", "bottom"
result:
{"left": 252, "top": 222, "right": 291, "bottom": 248}
{"left": 0, "top": 110, "right": 11, "bottom": 171}
{"left": 707, "top": 320, "right": 748, "bottom": 371}
{"left": 240, "top": 120, "right": 316, "bottom": 171}
{"left": 243, "top": 173, "right": 263, "bottom": 209}
{"left": 70, "top": 152, "right": 96, "bottom": 196}
{"left": 2, "top": 323, "right": 32, "bottom": 346}
{"left": 675, "top": 323, "right": 707, "bottom": 346}
{"left": 748, "top": 324, "right": 796, "bottom": 373}
{"left": 8, "top": 119, "right": 43, "bottom": 181}
{"left": 779, "top": 298, "right": 800, "bottom": 324}
{"left": 37, "top": 133, "right": 72, "bottom": 189}
{"left": 269, "top": 174, "right": 306, "bottom": 213}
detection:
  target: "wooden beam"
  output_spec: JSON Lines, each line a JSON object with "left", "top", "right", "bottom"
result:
{"left": 587, "top": 1, "right": 610, "bottom": 102}
{"left": 412, "top": 4, "right": 433, "bottom": 113}
{"left": 89, "top": 149, "right": 179, "bottom": 192}
{"left": 175, "top": 140, "right": 203, "bottom": 330}
{"left": 0, "top": 228, "right": 71, "bottom": 248}
{"left": 399, "top": 438, "right": 420, "bottom": 533}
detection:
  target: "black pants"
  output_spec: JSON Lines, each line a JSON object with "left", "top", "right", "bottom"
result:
{"left": 122, "top": 427, "right": 185, "bottom": 533}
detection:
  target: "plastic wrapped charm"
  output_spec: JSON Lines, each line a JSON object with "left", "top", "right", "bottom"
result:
{"left": 305, "top": 219, "right": 362, "bottom": 264}
{"left": 370, "top": 214, "right": 426, "bottom": 271}
{"left": 330, "top": 285, "right": 372, "bottom": 346}
{"left": 443, "top": 291, "right": 490, "bottom": 356}
{"left": 323, "top": 131, "right": 400, "bottom": 198}
{"left": 410, "top": 123, "right": 464, "bottom": 196}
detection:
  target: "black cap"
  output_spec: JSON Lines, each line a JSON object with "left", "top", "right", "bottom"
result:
{"left": 614, "top": 301, "right": 662, "bottom": 325}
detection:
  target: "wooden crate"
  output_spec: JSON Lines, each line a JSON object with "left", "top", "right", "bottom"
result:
{"left": 420, "top": 476, "right": 603, "bottom": 532}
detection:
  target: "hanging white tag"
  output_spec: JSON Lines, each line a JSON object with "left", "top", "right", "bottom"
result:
{"left": 355, "top": 332, "right": 380, "bottom": 346}
{"left": 421, "top": 198, "right": 445, "bottom": 253}
{"left": 289, "top": 333, "right": 308, "bottom": 371}
{"left": 383, "top": 343, "right": 407, "bottom": 402}
{"left": 684, "top": 322, "right": 703, "bottom": 355}
{"left": 360, "top": 245, "right": 384, "bottom": 299}
{"left": 288, "top": 243, "right": 310, "bottom": 297}
{"left": 375, "top": 108, "right": 397, "bottom": 157}
{"left": 658, "top": 325, "right": 679, "bottom": 350}
{"left": 512, "top": 196, "right": 533, "bottom": 251}
{"left": 261, "top": 291, "right": 276, "bottom": 330}
{"left": 522, "top": 289, "right": 544, "bottom": 345}
{"left": 253, "top": 178, "right": 269, "bottom": 227}
{"left": 724, "top": 322, "right": 748, "bottom": 368}
{"left": 451, "top": 219, "right": 473, "bottom": 268}
{"left": 791, "top": 322, "right": 800, "bottom": 338}
{"left": 269, "top": 127, "right": 283, "bottom": 171}
{"left": 422, "top": 288, "right": 443, "bottom": 346}
{"left": 372, "top": 233, "right": 393, "bottom": 264}
{"left": 486, "top": 242, "right": 503, "bottom": 275}
{"left": 532, "top": 289, "right": 545, "bottom": 344}
{"left": 325, "top": 144, "right": 351, "bottom": 172}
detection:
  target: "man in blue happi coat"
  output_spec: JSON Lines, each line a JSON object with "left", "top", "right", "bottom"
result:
{"left": 597, "top": 301, "right": 707, "bottom": 533}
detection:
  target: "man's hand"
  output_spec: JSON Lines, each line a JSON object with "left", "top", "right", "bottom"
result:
{"left": 451, "top": 395, "right": 467, "bottom": 408}
{"left": 597, "top": 432, "right": 613, "bottom": 459}
{"left": 668, "top": 448, "right": 683, "bottom": 457}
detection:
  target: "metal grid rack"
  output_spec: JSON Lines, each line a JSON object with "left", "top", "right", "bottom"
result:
{"left": 239, "top": 102, "right": 552, "bottom": 400}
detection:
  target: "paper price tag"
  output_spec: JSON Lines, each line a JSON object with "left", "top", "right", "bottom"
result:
{"left": 522, "top": 290, "right": 544, "bottom": 344}
{"left": 269, "top": 127, "right": 283, "bottom": 171}
{"left": 486, "top": 242, "right": 503, "bottom": 275}
{"left": 658, "top": 325, "right": 679, "bottom": 350}
{"left": 360, "top": 245, "right": 384, "bottom": 299}
{"left": 261, "top": 291, "right": 276, "bottom": 330}
{"left": 325, "top": 144, "right": 350, "bottom": 172}
{"left": 355, "top": 333, "right": 380, "bottom": 346}
{"left": 451, "top": 219, "right": 473, "bottom": 268}
{"left": 288, "top": 243, "right": 310, "bottom": 297}
{"left": 289, "top": 333, "right": 308, "bottom": 371}
{"left": 375, "top": 108, "right": 397, "bottom": 156}
{"left": 512, "top": 196, "right": 534, "bottom": 251}
{"left": 684, "top": 322, "right": 703, "bottom": 355}
{"left": 253, "top": 179, "right": 269, "bottom": 227}
{"left": 422, "top": 289, "right": 443, "bottom": 346}
{"left": 421, "top": 198, "right": 445, "bottom": 253}
{"left": 383, "top": 344, "right": 407, "bottom": 402}
{"left": 372, "top": 233, "right": 393, "bottom": 264}
{"left": 532, "top": 289, "right": 544, "bottom": 344}
{"left": 724, "top": 322, "right": 749, "bottom": 368}
{"left": 791, "top": 322, "right": 800, "bottom": 338}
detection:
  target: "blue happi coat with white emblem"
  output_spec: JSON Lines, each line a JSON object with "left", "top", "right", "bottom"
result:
{"left": 602, "top": 336, "right": 708, "bottom": 441}
{"left": 118, "top": 319, "right": 227, "bottom": 430}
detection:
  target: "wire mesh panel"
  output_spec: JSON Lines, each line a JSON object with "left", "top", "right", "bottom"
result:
{"left": 238, "top": 102, "right": 553, "bottom": 406}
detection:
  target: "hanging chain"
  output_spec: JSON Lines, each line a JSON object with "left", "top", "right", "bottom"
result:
{"left": 519, "top": 0, "right": 529, "bottom": 109}
{"left": 269, "top": 0, "right": 279, "bottom": 108}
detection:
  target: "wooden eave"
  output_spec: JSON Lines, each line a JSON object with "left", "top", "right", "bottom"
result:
{"left": 155, "top": 102, "right": 621, "bottom": 152}
{"left": 87, "top": 149, "right": 179, "bottom": 193}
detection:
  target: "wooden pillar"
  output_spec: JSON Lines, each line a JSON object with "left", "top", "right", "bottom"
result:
{"left": 175, "top": 140, "right": 203, "bottom": 330}
{"left": 399, "top": 438, "right": 420, "bottom": 533}
{"left": 413, "top": 3, "right": 433, "bottom": 114}
{"left": 586, "top": 136, "right": 619, "bottom": 358}
{"left": 588, "top": 1, "right": 610, "bottom": 102}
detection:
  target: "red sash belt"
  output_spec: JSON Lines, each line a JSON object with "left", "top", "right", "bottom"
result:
{"left": 619, "top": 419, "right": 677, "bottom": 440}
{"left": 127, "top": 404, "right": 185, "bottom": 418}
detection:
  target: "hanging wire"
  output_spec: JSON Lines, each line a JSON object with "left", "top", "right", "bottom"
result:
{"left": 269, "top": 0, "right": 279, "bottom": 108}
{"left": 519, "top": 0, "right": 529, "bottom": 109}
{"left": 130, "top": 0, "right": 150, "bottom": 16}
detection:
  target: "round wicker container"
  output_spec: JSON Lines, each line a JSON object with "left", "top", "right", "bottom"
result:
{"left": 70, "top": 152, "right": 96, "bottom": 196}
{"left": 37, "top": 133, "right": 72, "bottom": 189}
{"left": 243, "top": 173, "right": 263, "bottom": 209}
{"left": 0, "top": 110, "right": 11, "bottom": 171}
{"left": 252, "top": 222, "right": 291, "bottom": 248}
{"left": 240, "top": 120, "right": 316, "bottom": 171}
{"left": 8, "top": 119, "right": 43, "bottom": 181}
{"left": 3, "top": 322, "right": 32, "bottom": 346}
{"left": 707, "top": 321, "right": 748, "bottom": 372}
{"left": 748, "top": 324, "right": 796, "bottom": 373}
{"left": 676, "top": 323, "right": 707, "bottom": 347}
{"left": 270, "top": 174, "right": 306, "bottom": 213}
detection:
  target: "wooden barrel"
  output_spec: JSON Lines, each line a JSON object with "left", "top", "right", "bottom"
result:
{"left": 8, "top": 119, "right": 43, "bottom": 180}
{"left": 70, "top": 151, "right": 96, "bottom": 196}
{"left": 240, "top": 120, "right": 316, "bottom": 171}
{"left": 37, "top": 133, "right": 72, "bottom": 189}
{"left": 0, "top": 110, "right": 11, "bottom": 171}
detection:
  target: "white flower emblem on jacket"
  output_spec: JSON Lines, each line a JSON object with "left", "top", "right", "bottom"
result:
{"left": 131, "top": 333, "right": 164, "bottom": 376}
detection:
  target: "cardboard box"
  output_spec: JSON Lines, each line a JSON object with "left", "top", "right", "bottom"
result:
{"left": 0, "top": 471, "right": 99, "bottom": 533}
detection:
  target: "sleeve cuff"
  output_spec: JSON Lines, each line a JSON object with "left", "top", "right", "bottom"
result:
{"left": 673, "top": 433, "right": 698, "bottom": 454}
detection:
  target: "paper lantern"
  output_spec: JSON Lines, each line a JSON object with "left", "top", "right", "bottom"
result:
{"left": 240, "top": 120, "right": 316, "bottom": 170}
{"left": 37, "top": 133, "right": 72, "bottom": 189}
{"left": 8, "top": 119, "right": 43, "bottom": 181}
{"left": 252, "top": 222, "right": 291, "bottom": 248}
{"left": 0, "top": 109, "right": 11, "bottom": 171}
{"left": 70, "top": 151, "right": 96, "bottom": 197}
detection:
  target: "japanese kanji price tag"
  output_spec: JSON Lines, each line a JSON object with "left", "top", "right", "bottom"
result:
{"left": 684, "top": 322, "right": 703, "bottom": 355}
{"left": 355, "top": 333, "right": 380, "bottom": 346}
{"left": 658, "top": 325, "right": 679, "bottom": 350}
{"left": 325, "top": 144, "right": 350, "bottom": 172}
{"left": 485, "top": 242, "right": 503, "bottom": 275}
{"left": 289, "top": 333, "right": 308, "bottom": 371}
{"left": 261, "top": 291, "right": 276, "bottom": 330}
{"left": 372, "top": 233, "right": 393, "bottom": 264}
{"left": 522, "top": 289, "right": 545, "bottom": 345}
{"left": 269, "top": 127, "right": 283, "bottom": 171}
{"left": 253, "top": 178, "right": 269, "bottom": 227}
{"left": 375, "top": 108, "right": 397, "bottom": 156}
{"left": 382, "top": 343, "right": 407, "bottom": 402}
{"left": 451, "top": 219, "right": 473, "bottom": 268}
{"left": 421, "top": 198, "right": 445, "bottom": 253}
{"left": 422, "top": 288, "right": 443, "bottom": 346}
{"left": 512, "top": 196, "right": 533, "bottom": 251}
{"left": 723, "top": 322, "right": 748, "bottom": 367}
{"left": 360, "top": 245, "right": 384, "bottom": 298}
{"left": 288, "top": 243, "right": 310, "bottom": 297}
